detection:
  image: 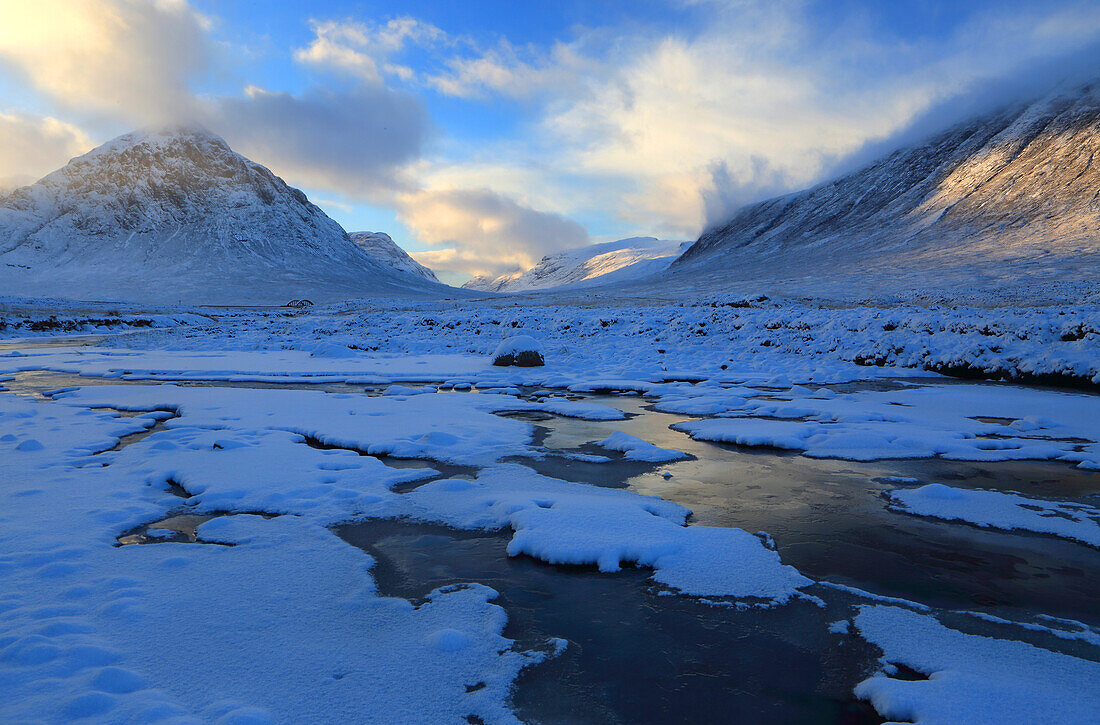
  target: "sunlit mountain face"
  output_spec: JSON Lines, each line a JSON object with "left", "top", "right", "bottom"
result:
{"left": 0, "top": 126, "right": 453, "bottom": 303}
{"left": 662, "top": 82, "right": 1100, "bottom": 304}
{"left": 2, "top": 1, "right": 1099, "bottom": 283}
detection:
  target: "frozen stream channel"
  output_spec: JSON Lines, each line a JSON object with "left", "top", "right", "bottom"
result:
{"left": 4, "top": 366, "right": 1098, "bottom": 723}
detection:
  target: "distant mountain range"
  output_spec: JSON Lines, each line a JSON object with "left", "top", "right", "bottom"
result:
{"left": 664, "top": 82, "right": 1100, "bottom": 303}
{"left": 349, "top": 231, "right": 439, "bottom": 283}
{"left": 0, "top": 127, "right": 452, "bottom": 304}
{"left": 463, "top": 237, "right": 689, "bottom": 293}
{"left": 3, "top": 79, "right": 1096, "bottom": 307}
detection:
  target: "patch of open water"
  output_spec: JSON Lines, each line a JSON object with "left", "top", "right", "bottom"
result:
{"left": 513, "top": 395, "right": 1100, "bottom": 626}
{"left": 0, "top": 333, "right": 116, "bottom": 350}
{"left": 0, "top": 369, "right": 401, "bottom": 400}
{"left": 336, "top": 518, "right": 887, "bottom": 725}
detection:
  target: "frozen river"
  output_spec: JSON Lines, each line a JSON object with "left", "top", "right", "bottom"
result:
{"left": 5, "top": 363, "right": 1098, "bottom": 723}
{"left": 2, "top": 313, "right": 1098, "bottom": 724}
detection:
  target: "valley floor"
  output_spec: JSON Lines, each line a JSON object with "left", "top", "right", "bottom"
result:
{"left": 1, "top": 295, "right": 1098, "bottom": 724}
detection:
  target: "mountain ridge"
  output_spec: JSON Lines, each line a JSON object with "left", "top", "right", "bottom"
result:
{"left": 0, "top": 126, "right": 456, "bottom": 304}
{"left": 665, "top": 82, "right": 1100, "bottom": 303}
{"left": 348, "top": 232, "right": 439, "bottom": 283}
{"left": 464, "top": 236, "right": 688, "bottom": 293}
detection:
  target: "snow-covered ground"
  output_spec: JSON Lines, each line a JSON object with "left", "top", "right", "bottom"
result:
{"left": 2, "top": 295, "right": 1098, "bottom": 723}
{"left": 6, "top": 293, "right": 1096, "bottom": 383}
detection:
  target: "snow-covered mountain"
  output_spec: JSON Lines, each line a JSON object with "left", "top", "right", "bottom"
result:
{"left": 665, "top": 82, "right": 1100, "bottom": 303}
{"left": 348, "top": 231, "right": 439, "bottom": 283}
{"left": 463, "top": 237, "right": 689, "bottom": 292}
{"left": 0, "top": 126, "right": 452, "bottom": 304}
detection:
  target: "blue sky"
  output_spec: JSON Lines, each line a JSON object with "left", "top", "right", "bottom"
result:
{"left": 2, "top": 1, "right": 1099, "bottom": 284}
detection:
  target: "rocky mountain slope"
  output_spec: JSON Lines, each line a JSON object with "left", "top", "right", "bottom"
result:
{"left": 0, "top": 127, "right": 452, "bottom": 304}
{"left": 665, "top": 82, "right": 1100, "bottom": 304}
{"left": 349, "top": 231, "right": 439, "bottom": 283}
{"left": 464, "top": 237, "right": 688, "bottom": 293}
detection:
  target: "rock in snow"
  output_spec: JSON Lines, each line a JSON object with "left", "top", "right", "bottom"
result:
{"left": 0, "top": 126, "right": 453, "bottom": 304}
{"left": 348, "top": 231, "right": 440, "bottom": 282}
{"left": 492, "top": 335, "right": 545, "bottom": 367}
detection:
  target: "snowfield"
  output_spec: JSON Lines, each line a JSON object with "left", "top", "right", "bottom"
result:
{"left": 5, "top": 294, "right": 1096, "bottom": 384}
{"left": 2, "top": 295, "right": 1098, "bottom": 724}
{"left": 0, "top": 393, "right": 538, "bottom": 723}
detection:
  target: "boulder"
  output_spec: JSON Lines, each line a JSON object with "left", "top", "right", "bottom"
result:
{"left": 492, "top": 335, "right": 544, "bottom": 367}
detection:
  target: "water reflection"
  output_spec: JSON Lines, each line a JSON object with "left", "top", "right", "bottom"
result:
{"left": 512, "top": 395, "right": 1100, "bottom": 626}
{"left": 337, "top": 519, "right": 887, "bottom": 725}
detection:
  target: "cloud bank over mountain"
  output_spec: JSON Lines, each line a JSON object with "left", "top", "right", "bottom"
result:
{"left": 1, "top": 0, "right": 1098, "bottom": 279}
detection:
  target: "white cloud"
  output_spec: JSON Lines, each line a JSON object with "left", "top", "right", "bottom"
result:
{"left": 423, "top": 1, "right": 1100, "bottom": 236}
{"left": 427, "top": 40, "right": 589, "bottom": 99}
{"left": 206, "top": 85, "right": 429, "bottom": 200}
{"left": 294, "top": 17, "right": 445, "bottom": 85}
{"left": 0, "top": 0, "right": 210, "bottom": 124}
{"left": 538, "top": 29, "right": 927, "bottom": 234}
{"left": 0, "top": 2, "right": 435, "bottom": 207}
{"left": 397, "top": 187, "right": 588, "bottom": 277}
{"left": 0, "top": 111, "right": 91, "bottom": 190}
{"left": 312, "top": 197, "right": 355, "bottom": 214}
{"left": 3, "top": 0, "right": 1097, "bottom": 277}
